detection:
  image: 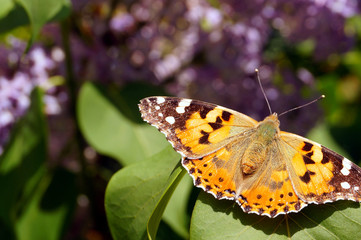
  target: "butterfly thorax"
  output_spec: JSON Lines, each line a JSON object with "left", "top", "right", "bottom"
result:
{"left": 241, "top": 114, "right": 280, "bottom": 175}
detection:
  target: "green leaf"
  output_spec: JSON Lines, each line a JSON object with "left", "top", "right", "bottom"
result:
{"left": 190, "top": 191, "right": 361, "bottom": 240}
{"left": 0, "top": 0, "right": 14, "bottom": 18}
{"left": 0, "top": 88, "right": 47, "bottom": 237}
{"left": 17, "top": 0, "right": 71, "bottom": 44}
{"left": 77, "top": 82, "right": 169, "bottom": 165}
{"left": 0, "top": 3, "right": 29, "bottom": 35}
{"left": 105, "top": 146, "right": 180, "bottom": 240}
{"left": 162, "top": 171, "right": 192, "bottom": 239}
{"left": 147, "top": 165, "right": 186, "bottom": 240}
{"left": 16, "top": 168, "right": 77, "bottom": 240}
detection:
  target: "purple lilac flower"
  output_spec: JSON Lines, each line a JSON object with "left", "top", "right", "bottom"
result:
{"left": 0, "top": 38, "right": 65, "bottom": 154}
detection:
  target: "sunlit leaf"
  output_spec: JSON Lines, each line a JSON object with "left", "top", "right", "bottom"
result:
{"left": 190, "top": 191, "right": 361, "bottom": 240}
{"left": 77, "top": 82, "right": 169, "bottom": 166}
{"left": 105, "top": 146, "right": 180, "bottom": 240}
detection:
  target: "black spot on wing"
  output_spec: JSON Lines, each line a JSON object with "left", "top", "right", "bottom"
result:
{"left": 199, "top": 130, "right": 210, "bottom": 144}
{"left": 195, "top": 177, "right": 201, "bottom": 185}
{"left": 320, "top": 146, "right": 341, "bottom": 164}
{"left": 216, "top": 116, "right": 222, "bottom": 123}
{"left": 200, "top": 107, "right": 213, "bottom": 119}
{"left": 244, "top": 205, "right": 251, "bottom": 212}
{"left": 221, "top": 111, "right": 231, "bottom": 121}
{"left": 208, "top": 122, "right": 222, "bottom": 130}
{"left": 283, "top": 205, "right": 289, "bottom": 213}
{"left": 302, "top": 142, "right": 313, "bottom": 152}
{"left": 270, "top": 209, "right": 278, "bottom": 217}
{"left": 303, "top": 155, "right": 315, "bottom": 164}
{"left": 294, "top": 201, "right": 301, "bottom": 210}
{"left": 299, "top": 171, "right": 315, "bottom": 183}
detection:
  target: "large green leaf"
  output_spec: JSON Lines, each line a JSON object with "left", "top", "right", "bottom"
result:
{"left": 0, "top": 88, "right": 47, "bottom": 237}
{"left": 105, "top": 146, "right": 180, "bottom": 240}
{"left": 190, "top": 188, "right": 361, "bottom": 239}
{"left": 16, "top": 168, "right": 77, "bottom": 240}
{"left": 77, "top": 82, "right": 169, "bottom": 165}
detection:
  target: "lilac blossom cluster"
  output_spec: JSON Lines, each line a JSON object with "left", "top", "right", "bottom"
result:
{"left": 0, "top": 37, "right": 65, "bottom": 154}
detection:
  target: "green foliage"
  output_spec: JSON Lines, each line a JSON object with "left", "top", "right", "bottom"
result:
{"left": 0, "top": 0, "right": 70, "bottom": 44}
{"left": 190, "top": 192, "right": 361, "bottom": 240}
{"left": 104, "top": 147, "right": 180, "bottom": 240}
{"left": 77, "top": 82, "right": 169, "bottom": 166}
{"left": 0, "top": 89, "right": 76, "bottom": 239}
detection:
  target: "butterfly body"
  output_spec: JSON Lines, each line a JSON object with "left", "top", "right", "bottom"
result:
{"left": 241, "top": 114, "right": 279, "bottom": 175}
{"left": 139, "top": 96, "right": 361, "bottom": 218}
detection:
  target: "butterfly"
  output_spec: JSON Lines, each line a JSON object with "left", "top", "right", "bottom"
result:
{"left": 138, "top": 95, "right": 361, "bottom": 218}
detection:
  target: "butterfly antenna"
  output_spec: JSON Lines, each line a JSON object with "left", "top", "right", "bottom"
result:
{"left": 255, "top": 69, "right": 273, "bottom": 115}
{"left": 278, "top": 95, "right": 325, "bottom": 117}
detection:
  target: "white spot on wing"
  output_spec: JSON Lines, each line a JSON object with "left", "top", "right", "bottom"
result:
{"left": 157, "top": 97, "right": 165, "bottom": 104}
{"left": 341, "top": 158, "right": 352, "bottom": 176}
{"left": 341, "top": 168, "right": 350, "bottom": 176}
{"left": 354, "top": 186, "right": 359, "bottom": 191}
{"left": 179, "top": 99, "right": 192, "bottom": 107}
{"left": 176, "top": 107, "right": 185, "bottom": 113}
{"left": 165, "top": 116, "right": 175, "bottom": 124}
{"left": 341, "top": 182, "right": 351, "bottom": 189}
{"left": 343, "top": 158, "right": 352, "bottom": 169}
{"left": 155, "top": 105, "right": 160, "bottom": 110}
{"left": 158, "top": 113, "right": 163, "bottom": 117}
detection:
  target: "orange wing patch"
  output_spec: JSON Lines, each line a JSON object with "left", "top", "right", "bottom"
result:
{"left": 237, "top": 167, "right": 307, "bottom": 217}
{"left": 182, "top": 146, "right": 237, "bottom": 200}
{"left": 290, "top": 141, "right": 335, "bottom": 201}
{"left": 175, "top": 109, "right": 234, "bottom": 155}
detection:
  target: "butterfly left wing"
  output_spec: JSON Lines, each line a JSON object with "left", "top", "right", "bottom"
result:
{"left": 280, "top": 132, "right": 361, "bottom": 204}
{"left": 139, "top": 97, "right": 258, "bottom": 158}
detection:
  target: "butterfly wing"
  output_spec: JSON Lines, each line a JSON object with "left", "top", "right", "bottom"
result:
{"left": 139, "top": 97, "right": 258, "bottom": 158}
{"left": 280, "top": 132, "right": 361, "bottom": 204}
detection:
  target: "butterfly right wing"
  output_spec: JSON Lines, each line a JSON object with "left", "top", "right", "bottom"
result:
{"left": 139, "top": 97, "right": 258, "bottom": 158}
{"left": 280, "top": 132, "right": 361, "bottom": 204}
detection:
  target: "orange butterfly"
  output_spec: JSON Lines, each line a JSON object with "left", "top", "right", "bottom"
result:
{"left": 138, "top": 75, "right": 361, "bottom": 218}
